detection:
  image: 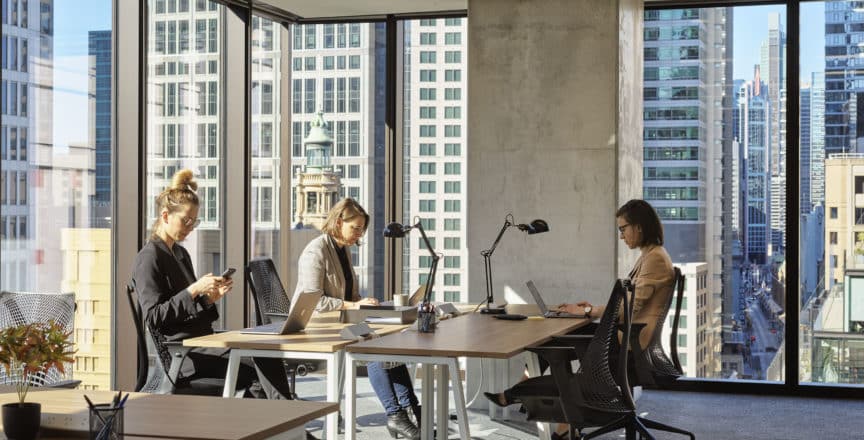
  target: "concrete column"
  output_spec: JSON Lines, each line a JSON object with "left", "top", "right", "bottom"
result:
{"left": 468, "top": 0, "right": 643, "bottom": 308}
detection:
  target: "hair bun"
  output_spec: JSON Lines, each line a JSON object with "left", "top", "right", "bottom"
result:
{"left": 171, "top": 169, "right": 198, "bottom": 192}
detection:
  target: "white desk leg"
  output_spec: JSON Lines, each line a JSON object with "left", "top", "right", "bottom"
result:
{"left": 223, "top": 350, "right": 241, "bottom": 398}
{"left": 420, "top": 363, "right": 435, "bottom": 440}
{"left": 448, "top": 358, "right": 470, "bottom": 440}
{"left": 526, "top": 352, "right": 551, "bottom": 440}
{"left": 325, "top": 352, "right": 340, "bottom": 440}
{"left": 435, "top": 364, "right": 448, "bottom": 440}
{"left": 343, "top": 353, "right": 357, "bottom": 440}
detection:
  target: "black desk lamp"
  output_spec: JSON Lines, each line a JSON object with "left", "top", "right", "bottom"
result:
{"left": 481, "top": 214, "right": 549, "bottom": 314}
{"left": 384, "top": 218, "right": 439, "bottom": 306}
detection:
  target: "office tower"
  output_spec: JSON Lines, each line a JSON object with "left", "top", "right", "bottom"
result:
{"left": 801, "top": 83, "right": 812, "bottom": 215}
{"left": 402, "top": 18, "right": 468, "bottom": 303}
{"left": 761, "top": 13, "right": 787, "bottom": 253}
{"left": 1, "top": 0, "right": 53, "bottom": 291}
{"left": 825, "top": 2, "right": 864, "bottom": 155}
{"left": 290, "top": 23, "right": 386, "bottom": 297}
{"left": 664, "top": 263, "right": 712, "bottom": 378}
{"left": 739, "top": 68, "right": 771, "bottom": 265}
{"left": 89, "top": 31, "right": 111, "bottom": 214}
{"left": 811, "top": 72, "right": 826, "bottom": 207}
{"left": 643, "top": 8, "right": 731, "bottom": 377}
{"left": 823, "top": 154, "right": 864, "bottom": 288}
{"left": 146, "top": 1, "right": 224, "bottom": 278}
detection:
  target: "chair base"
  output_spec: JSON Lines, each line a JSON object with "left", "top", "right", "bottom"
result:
{"left": 579, "top": 414, "right": 695, "bottom": 440}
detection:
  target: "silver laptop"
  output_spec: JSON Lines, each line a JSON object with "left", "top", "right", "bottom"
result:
{"left": 377, "top": 285, "right": 426, "bottom": 308}
{"left": 240, "top": 290, "right": 323, "bottom": 334}
{"left": 525, "top": 280, "right": 581, "bottom": 318}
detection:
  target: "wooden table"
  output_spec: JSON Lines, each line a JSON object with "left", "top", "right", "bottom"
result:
{"left": 344, "top": 311, "right": 589, "bottom": 440}
{"left": 183, "top": 314, "right": 408, "bottom": 440}
{"left": 0, "top": 387, "right": 336, "bottom": 440}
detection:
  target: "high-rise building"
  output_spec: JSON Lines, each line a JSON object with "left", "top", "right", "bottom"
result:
{"left": 1, "top": 0, "right": 54, "bottom": 291}
{"left": 761, "top": 13, "right": 787, "bottom": 253}
{"left": 801, "top": 83, "right": 812, "bottom": 215}
{"left": 289, "top": 23, "right": 386, "bottom": 297}
{"left": 811, "top": 71, "right": 826, "bottom": 208}
{"left": 89, "top": 30, "right": 112, "bottom": 213}
{"left": 823, "top": 153, "right": 864, "bottom": 288}
{"left": 402, "top": 18, "right": 468, "bottom": 302}
{"left": 739, "top": 67, "right": 771, "bottom": 265}
{"left": 643, "top": 8, "right": 731, "bottom": 377}
{"left": 824, "top": 2, "right": 864, "bottom": 155}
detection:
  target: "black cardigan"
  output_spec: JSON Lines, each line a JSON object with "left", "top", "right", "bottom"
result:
{"left": 132, "top": 236, "right": 218, "bottom": 342}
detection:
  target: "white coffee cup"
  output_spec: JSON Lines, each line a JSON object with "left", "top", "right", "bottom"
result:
{"left": 393, "top": 293, "right": 408, "bottom": 307}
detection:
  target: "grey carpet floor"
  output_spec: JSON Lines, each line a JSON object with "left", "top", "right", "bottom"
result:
{"left": 294, "top": 375, "right": 863, "bottom": 439}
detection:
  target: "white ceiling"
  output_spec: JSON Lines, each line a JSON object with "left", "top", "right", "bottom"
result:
{"left": 260, "top": 0, "right": 468, "bottom": 19}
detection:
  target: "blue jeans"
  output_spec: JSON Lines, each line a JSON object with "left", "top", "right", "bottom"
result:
{"left": 367, "top": 362, "right": 418, "bottom": 416}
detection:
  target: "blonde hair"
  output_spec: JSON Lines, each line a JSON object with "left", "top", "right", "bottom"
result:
{"left": 150, "top": 169, "right": 199, "bottom": 239}
{"left": 322, "top": 198, "right": 369, "bottom": 244}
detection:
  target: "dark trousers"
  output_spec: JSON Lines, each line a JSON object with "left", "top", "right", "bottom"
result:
{"left": 367, "top": 362, "right": 418, "bottom": 415}
{"left": 185, "top": 347, "right": 293, "bottom": 399}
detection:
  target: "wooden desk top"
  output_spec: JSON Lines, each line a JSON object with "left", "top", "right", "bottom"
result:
{"left": 347, "top": 312, "right": 589, "bottom": 358}
{"left": 184, "top": 317, "right": 409, "bottom": 352}
{"left": 0, "top": 388, "right": 336, "bottom": 440}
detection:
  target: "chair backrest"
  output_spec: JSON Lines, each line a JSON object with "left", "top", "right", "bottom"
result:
{"left": 0, "top": 291, "right": 76, "bottom": 386}
{"left": 246, "top": 258, "right": 291, "bottom": 325}
{"left": 630, "top": 266, "right": 684, "bottom": 386}
{"left": 126, "top": 280, "right": 180, "bottom": 393}
{"left": 555, "top": 279, "right": 635, "bottom": 420}
{"left": 125, "top": 283, "right": 150, "bottom": 392}
{"left": 669, "top": 267, "right": 686, "bottom": 374}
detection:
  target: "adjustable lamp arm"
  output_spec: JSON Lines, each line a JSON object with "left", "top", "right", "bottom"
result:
{"left": 480, "top": 215, "right": 515, "bottom": 312}
{"left": 412, "top": 220, "right": 440, "bottom": 305}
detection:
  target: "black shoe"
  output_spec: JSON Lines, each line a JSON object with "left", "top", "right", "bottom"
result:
{"left": 483, "top": 390, "right": 518, "bottom": 407}
{"left": 387, "top": 410, "right": 420, "bottom": 439}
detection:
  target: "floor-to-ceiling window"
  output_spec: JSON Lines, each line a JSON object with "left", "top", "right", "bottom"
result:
{"left": 401, "top": 17, "right": 469, "bottom": 303}
{"left": 800, "top": 0, "right": 864, "bottom": 387}
{"left": 285, "top": 22, "right": 386, "bottom": 300}
{"left": 0, "top": 0, "right": 114, "bottom": 390}
{"left": 643, "top": 6, "right": 788, "bottom": 382}
{"left": 144, "top": 0, "right": 226, "bottom": 320}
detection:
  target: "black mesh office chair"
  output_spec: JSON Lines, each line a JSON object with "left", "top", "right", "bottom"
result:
{"left": 126, "top": 282, "right": 223, "bottom": 395}
{"left": 246, "top": 258, "right": 309, "bottom": 399}
{"left": 514, "top": 279, "right": 693, "bottom": 440}
{"left": 0, "top": 291, "right": 80, "bottom": 389}
{"left": 630, "top": 266, "right": 686, "bottom": 388}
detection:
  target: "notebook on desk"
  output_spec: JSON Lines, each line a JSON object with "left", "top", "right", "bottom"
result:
{"left": 240, "top": 290, "right": 323, "bottom": 334}
{"left": 526, "top": 280, "right": 582, "bottom": 318}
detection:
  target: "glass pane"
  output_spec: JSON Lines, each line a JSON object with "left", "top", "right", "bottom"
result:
{"left": 643, "top": 6, "right": 786, "bottom": 381}
{"left": 800, "top": 0, "right": 864, "bottom": 387}
{"left": 250, "top": 15, "right": 283, "bottom": 268}
{"left": 145, "top": 1, "right": 225, "bottom": 316}
{"left": 288, "top": 23, "right": 385, "bottom": 300}
{"left": 401, "top": 19, "right": 468, "bottom": 302}
{"left": 0, "top": 0, "right": 114, "bottom": 389}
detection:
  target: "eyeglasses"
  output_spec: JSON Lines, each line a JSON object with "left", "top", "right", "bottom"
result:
{"left": 617, "top": 224, "right": 631, "bottom": 234}
{"left": 179, "top": 215, "right": 202, "bottom": 228}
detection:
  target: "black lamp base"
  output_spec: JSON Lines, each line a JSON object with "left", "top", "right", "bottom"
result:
{"left": 480, "top": 306, "right": 506, "bottom": 314}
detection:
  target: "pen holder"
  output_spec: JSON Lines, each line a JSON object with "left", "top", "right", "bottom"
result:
{"left": 89, "top": 403, "right": 124, "bottom": 440}
{"left": 417, "top": 305, "right": 437, "bottom": 333}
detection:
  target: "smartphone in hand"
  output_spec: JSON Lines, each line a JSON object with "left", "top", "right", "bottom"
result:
{"left": 220, "top": 267, "right": 236, "bottom": 279}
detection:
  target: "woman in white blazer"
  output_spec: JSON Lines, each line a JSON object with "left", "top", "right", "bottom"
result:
{"left": 294, "top": 198, "right": 421, "bottom": 439}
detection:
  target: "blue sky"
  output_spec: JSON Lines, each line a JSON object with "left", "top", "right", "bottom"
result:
{"left": 733, "top": 4, "right": 825, "bottom": 83}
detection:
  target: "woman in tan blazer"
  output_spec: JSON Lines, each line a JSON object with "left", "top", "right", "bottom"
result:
{"left": 484, "top": 199, "right": 674, "bottom": 438}
{"left": 294, "top": 198, "right": 421, "bottom": 439}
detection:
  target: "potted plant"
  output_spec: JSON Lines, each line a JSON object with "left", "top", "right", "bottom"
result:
{"left": 0, "top": 320, "right": 75, "bottom": 440}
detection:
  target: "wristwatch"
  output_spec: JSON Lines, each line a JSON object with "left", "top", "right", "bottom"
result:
{"left": 583, "top": 305, "right": 593, "bottom": 319}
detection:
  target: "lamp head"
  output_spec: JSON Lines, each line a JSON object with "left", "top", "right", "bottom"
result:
{"left": 517, "top": 219, "right": 549, "bottom": 235}
{"left": 383, "top": 221, "right": 410, "bottom": 238}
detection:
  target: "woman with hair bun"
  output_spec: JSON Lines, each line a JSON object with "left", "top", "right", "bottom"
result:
{"left": 132, "top": 169, "right": 293, "bottom": 399}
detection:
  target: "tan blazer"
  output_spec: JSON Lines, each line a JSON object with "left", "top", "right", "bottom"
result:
{"left": 293, "top": 234, "right": 359, "bottom": 312}
{"left": 628, "top": 244, "right": 675, "bottom": 348}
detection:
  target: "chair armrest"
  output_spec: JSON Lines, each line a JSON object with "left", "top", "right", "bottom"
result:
{"left": 45, "top": 380, "right": 82, "bottom": 389}
{"left": 160, "top": 342, "right": 193, "bottom": 394}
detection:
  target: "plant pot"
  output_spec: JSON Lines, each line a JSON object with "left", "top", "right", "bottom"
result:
{"left": 2, "top": 402, "right": 41, "bottom": 440}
